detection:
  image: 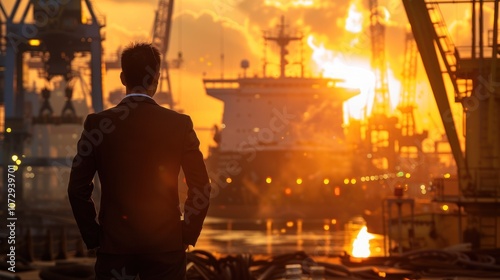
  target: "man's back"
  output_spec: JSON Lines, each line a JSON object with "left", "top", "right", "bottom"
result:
{"left": 68, "top": 42, "right": 209, "bottom": 280}
{"left": 96, "top": 97, "right": 190, "bottom": 253}
{"left": 68, "top": 96, "right": 210, "bottom": 253}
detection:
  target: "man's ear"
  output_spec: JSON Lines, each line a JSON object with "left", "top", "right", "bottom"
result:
{"left": 120, "top": 72, "right": 127, "bottom": 86}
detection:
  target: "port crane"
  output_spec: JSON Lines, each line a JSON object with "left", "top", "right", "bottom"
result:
{"left": 396, "top": 32, "right": 429, "bottom": 178}
{"left": 150, "top": 0, "right": 178, "bottom": 108}
{"left": 365, "top": 0, "right": 399, "bottom": 172}
{"left": 106, "top": 0, "right": 179, "bottom": 109}
{"left": 1, "top": 0, "right": 105, "bottom": 205}
{"left": 403, "top": 0, "right": 500, "bottom": 248}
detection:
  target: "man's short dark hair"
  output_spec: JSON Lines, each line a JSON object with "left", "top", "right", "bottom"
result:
{"left": 121, "top": 42, "right": 161, "bottom": 90}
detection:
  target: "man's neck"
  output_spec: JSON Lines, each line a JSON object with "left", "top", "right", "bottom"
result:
{"left": 125, "top": 89, "right": 153, "bottom": 97}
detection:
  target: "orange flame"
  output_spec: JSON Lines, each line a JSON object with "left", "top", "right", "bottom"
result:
{"left": 351, "top": 226, "right": 374, "bottom": 258}
{"left": 345, "top": 3, "right": 363, "bottom": 34}
{"left": 307, "top": 35, "right": 375, "bottom": 120}
{"left": 308, "top": 35, "right": 402, "bottom": 120}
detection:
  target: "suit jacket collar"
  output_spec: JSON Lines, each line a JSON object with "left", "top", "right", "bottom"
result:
{"left": 117, "top": 95, "right": 159, "bottom": 106}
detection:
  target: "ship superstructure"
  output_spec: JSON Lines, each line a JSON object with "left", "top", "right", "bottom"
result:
{"left": 203, "top": 17, "right": 360, "bottom": 219}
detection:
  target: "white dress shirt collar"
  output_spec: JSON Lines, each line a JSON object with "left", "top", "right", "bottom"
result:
{"left": 123, "top": 93, "right": 153, "bottom": 99}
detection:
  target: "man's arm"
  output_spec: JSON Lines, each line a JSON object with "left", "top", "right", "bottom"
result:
{"left": 67, "top": 114, "right": 100, "bottom": 249}
{"left": 181, "top": 116, "right": 210, "bottom": 247}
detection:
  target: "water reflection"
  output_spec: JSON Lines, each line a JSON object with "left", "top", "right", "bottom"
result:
{"left": 195, "top": 217, "right": 386, "bottom": 258}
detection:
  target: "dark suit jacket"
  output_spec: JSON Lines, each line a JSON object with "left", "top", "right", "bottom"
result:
{"left": 67, "top": 96, "right": 210, "bottom": 254}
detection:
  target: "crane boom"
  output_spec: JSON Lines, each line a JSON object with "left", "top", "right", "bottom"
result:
{"left": 402, "top": 0, "right": 467, "bottom": 181}
{"left": 151, "top": 0, "right": 175, "bottom": 109}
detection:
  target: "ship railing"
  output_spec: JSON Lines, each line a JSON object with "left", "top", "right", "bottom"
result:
{"left": 203, "top": 79, "right": 239, "bottom": 89}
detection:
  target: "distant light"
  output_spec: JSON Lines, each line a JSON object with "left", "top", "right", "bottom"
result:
{"left": 323, "top": 225, "right": 330, "bottom": 231}
{"left": 6, "top": 127, "right": 12, "bottom": 133}
{"left": 11, "top": 155, "right": 18, "bottom": 162}
{"left": 253, "top": 127, "right": 260, "bottom": 132}
{"left": 27, "top": 166, "right": 32, "bottom": 172}
{"left": 296, "top": 178, "right": 303, "bottom": 185}
{"left": 420, "top": 184, "right": 426, "bottom": 190}
{"left": 344, "top": 178, "right": 349, "bottom": 185}
{"left": 374, "top": 175, "right": 379, "bottom": 180}
{"left": 361, "top": 177, "right": 365, "bottom": 182}
{"left": 367, "top": 153, "right": 372, "bottom": 159}
{"left": 370, "top": 176, "right": 375, "bottom": 181}
{"left": 421, "top": 189, "right": 427, "bottom": 194}
{"left": 444, "top": 173, "right": 451, "bottom": 179}
{"left": 28, "top": 39, "right": 41, "bottom": 46}
{"left": 266, "top": 177, "right": 272, "bottom": 184}
{"left": 350, "top": 178, "right": 356, "bottom": 184}
{"left": 397, "top": 171, "right": 404, "bottom": 177}
{"left": 383, "top": 174, "right": 389, "bottom": 179}
{"left": 15, "top": 159, "right": 21, "bottom": 165}
{"left": 226, "top": 177, "right": 232, "bottom": 183}
{"left": 280, "top": 228, "right": 286, "bottom": 233}
{"left": 442, "top": 204, "right": 449, "bottom": 211}
{"left": 405, "top": 173, "right": 411, "bottom": 178}
{"left": 323, "top": 178, "right": 330, "bottom": 185}
{"left": 286, "top": 221, "right": 294, "bottom": 227}
{"left": 285, "top": 188, "right": 292, "bottom": 195}
{"left": 331, "top": 219, "right": 337, "bottom": 225}
{"left": 334, "top": 187, "right": 340, "bottom": 196}
{"left": 221, "top": 123, "right": 226, "bottom": 128}
{"left": 378, "top": 271, "right": 387, "bottom": 278}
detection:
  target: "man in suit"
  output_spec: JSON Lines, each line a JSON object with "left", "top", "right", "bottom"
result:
{"left": 68, "top": 42, "right": 210, "bottom": 280}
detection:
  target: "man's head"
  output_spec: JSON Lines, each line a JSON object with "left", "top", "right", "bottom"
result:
{"left": 120, "top": 42, "right": 161, "bottom": 96}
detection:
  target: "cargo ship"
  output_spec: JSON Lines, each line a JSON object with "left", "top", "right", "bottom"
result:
{"left": 202, "top": 17, "right": 363, "bottom": 219}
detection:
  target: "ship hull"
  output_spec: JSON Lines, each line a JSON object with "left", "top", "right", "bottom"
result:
{"left": 204, "top": 147, "right": 370, "bottom": 220}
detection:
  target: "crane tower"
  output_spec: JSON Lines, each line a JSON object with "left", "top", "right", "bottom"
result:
{"left": 365, "top": 0, "right": 399, "bottom": 171}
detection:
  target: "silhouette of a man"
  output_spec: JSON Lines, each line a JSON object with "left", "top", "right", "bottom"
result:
{"left": 68, "top": 42, "right": 210, "bottom": 280}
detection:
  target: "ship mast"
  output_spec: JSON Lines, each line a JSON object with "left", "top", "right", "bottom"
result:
{"left": 263, "top": 16, "right": 302, "bottom": 78}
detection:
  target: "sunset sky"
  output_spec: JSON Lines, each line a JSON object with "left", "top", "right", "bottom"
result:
{"left": 4, "top": 0, "right": 493, "bottom": 154}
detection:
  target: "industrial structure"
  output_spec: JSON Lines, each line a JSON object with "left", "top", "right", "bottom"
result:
{"left": 150, "top": 0, "right": 176, "bottom": 108}
{"left": 203, "top": 16, "right": 360, "bottom": 219}
{"left": 1, "top": 0, "right": 105, "bottom": 207}
{"left": 1, "top": 0, "right": 499, "bottom": 256}
{"left": 106, "top": 0, "right": 179, "bottom": 108}
{"left": 364, "top": 0, "right": 399, "bottom": 172}
{"left": 403, "top": 0, "right": 500, "bottom": 249}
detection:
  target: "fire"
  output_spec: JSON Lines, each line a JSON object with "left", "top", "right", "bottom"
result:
{"left": 308, "top": 35, "right": 375, "bottom": 120}
{"left": 351, "top": 226, "right": 374, "bottom": 258}
{"left": 345, "top": 3, "right": 363, "bottom": 34}
{"left": 308, "top": 35, "right": 402, "bottom": 121}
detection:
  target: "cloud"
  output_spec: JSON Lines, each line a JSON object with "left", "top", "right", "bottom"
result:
{"left": 169, "top": 10, "right": 261, "bottom": 77}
